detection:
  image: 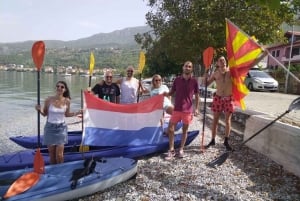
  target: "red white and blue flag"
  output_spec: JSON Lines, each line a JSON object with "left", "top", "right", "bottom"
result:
{"left": 82, "top": 91, "right": 164, "bottom": 146}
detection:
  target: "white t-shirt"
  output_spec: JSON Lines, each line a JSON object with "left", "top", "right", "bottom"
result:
{"left": 120, "top": 77, "right": 139, "bottom": 104}
{"left": 150, "top": 84, "right": 172, "bottom": 110}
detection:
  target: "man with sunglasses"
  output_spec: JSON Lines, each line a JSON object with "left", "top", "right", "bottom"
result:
{"left": 116, "top": 66, "right": 145, "bottom": 104}
{"left": 91, "top": 71, "right": 120, "bottom": 103}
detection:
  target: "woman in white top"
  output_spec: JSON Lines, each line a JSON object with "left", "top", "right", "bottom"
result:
{"left": 150, "top": 74, "right": 174, "bottom": 115}
{"left": 35, "top": 81, "right": 82, "bottom": 164}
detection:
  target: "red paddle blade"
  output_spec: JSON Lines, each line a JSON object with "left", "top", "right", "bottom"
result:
{"left": 203, "top": 47, "right": 214, "bottom": 69}
{"left": 32, "top": 41, "right": 45, "bottom": 71}
{"left": 33, "top": 148, "right": 45, "bottom": 174}
{"left": 3, "top": 172, "right": 40, "bottom": 199}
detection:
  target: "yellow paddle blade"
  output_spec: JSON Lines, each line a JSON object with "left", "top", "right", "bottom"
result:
{"left": 89, "top": 52, "right": 95, "bottom": 76}
{"left": 79, "top": 145, "right": 90, "bottom": 152}
{"left": 138, "top": 51, "right": 145, "bottom": 74}
{"left": 4, "top": 172, "right": 40, "bottom": 199}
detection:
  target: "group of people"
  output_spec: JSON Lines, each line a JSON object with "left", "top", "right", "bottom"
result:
{"left": 35, "top": 56, "right": 234, "bottom": 163}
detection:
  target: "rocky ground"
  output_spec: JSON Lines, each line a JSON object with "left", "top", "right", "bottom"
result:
{"left": 71, "top": 92, "right": 300, "bottom": 201}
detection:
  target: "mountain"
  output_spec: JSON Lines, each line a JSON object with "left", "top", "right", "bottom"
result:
{"left": 0, "top": 26, "right": 152, "bottom": 55}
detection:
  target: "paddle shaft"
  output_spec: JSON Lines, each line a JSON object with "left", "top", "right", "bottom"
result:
{"left": 37, "top": 70, "right": 41, "bottom": 147}
{"left": 137, "top": 74, "right": 142, "bottom": 103}
{"left": 240, "top": 110, "right": 290, "bottom": 148}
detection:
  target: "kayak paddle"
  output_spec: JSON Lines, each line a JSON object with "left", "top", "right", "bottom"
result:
{"left": 201, "top": 47, "right": 214, "bottom": 152}
{"left": 137, "top": 51, "right": 145, "bottom": 103}
{"left": 4, "top": 41, "right": 46, "bottom": 199}
{"left": 207, "top": 96, "right": 300, "bottom": 168}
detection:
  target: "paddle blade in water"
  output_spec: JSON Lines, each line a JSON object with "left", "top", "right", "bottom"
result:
{"left": 3, "top": 172, "right": 40, "bottom": 199}
{"left": 32, "top": 41, "right": 45, "bottom": 71}
{"left": 33, "top": 148, "right": 45, "bottom": 174}
{"left": 203, "top": 47, "right": 214, "bottom": 69}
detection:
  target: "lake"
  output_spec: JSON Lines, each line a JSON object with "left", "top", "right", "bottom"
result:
{"left": 0, "top": 71, "right": 100, "bottom": 153}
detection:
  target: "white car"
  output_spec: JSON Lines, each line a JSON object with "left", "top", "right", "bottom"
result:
{"left": 245, "top": 70, "right": 278, "bottom": 92}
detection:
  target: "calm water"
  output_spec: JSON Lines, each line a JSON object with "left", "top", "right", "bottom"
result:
{"left": 0, "top": 71, "right": 100, "bottom": 153}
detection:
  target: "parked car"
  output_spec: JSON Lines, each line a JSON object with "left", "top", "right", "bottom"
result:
{"left": 245, "top": 70, "right": 278, "bottom": 92}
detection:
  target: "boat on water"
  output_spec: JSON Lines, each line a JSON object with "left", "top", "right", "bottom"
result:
{"left": 0, "top": 130, "right": 199, "bottom": 172}
{"left": 10, "top": 120, "right": 183, "bottom": 149}
{"left": 0, "top": 157, "right": 137, "bottom": 201}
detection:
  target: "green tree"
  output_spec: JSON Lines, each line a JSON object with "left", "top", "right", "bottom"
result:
{"left": 138, "top": 0, "right": 298, "bottom": 76}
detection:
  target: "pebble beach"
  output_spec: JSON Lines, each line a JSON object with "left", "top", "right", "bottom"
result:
{"left": 1, "top": 92, "right": 299, "bottom": 201}
{"left": 70, "top": 115, "right": 300, "bottom": 201}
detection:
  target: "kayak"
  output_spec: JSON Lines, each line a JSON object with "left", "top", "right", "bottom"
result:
{"left": 0, "top": 157, "right": 137, "bottom": 201}
{"left": 10, "top": 121, "right": 183, "bottom": 149}
{"left": 0, "top": 130, "right": 199, "bottom": 172}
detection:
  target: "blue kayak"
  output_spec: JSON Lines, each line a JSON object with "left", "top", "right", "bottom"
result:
{"left": 0, "top": 157, "right": 137, "bottom": 201}
{"left": 10, "top": 121, "right": 183, "bottom": 149}
{"left": 0, "top": 130, "right": 198, "bottom": 172}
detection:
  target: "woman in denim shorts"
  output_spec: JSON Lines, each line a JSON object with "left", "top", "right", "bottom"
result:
{"left": 35, "top": 81, "right": 82, "bottom": 164}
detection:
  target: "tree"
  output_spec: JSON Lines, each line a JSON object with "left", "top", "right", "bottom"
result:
{"left": 138, "top": 0, "right": 298, "bottom": 77}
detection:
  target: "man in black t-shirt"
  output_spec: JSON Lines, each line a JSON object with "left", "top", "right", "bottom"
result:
{"left": 91, "top": 71, "right": 120, "bottom": 103}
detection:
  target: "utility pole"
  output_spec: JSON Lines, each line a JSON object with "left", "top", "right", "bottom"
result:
{"left": 285, "top": 25, "right": 294, "bottom": 94}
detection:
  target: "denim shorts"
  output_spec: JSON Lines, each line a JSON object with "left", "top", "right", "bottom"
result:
{"left": 43, "top": 122, "right": 68, "bottom": 145}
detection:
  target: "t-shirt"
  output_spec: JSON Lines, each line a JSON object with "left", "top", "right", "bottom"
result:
{"left": 150, "top": 84, "right": 172, "bottom": 109}
{"left": 92, "top": 82, "right": 120, "bottom": 103}
{"left": 170, "top": 76, "right": 199, "bottom": 113}
{"left": 120, "top": 77, "right": 139, "bottom": 104}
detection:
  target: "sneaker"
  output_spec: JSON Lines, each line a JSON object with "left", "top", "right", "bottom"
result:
{"left": 165, "top": 150, "right": 176, "bottom": 160}
{"left": 177, "top": 149, "right": 185, "bottom": 158}
{"left": 204, "top": 140, "right": 215, "bottom": 149}
{"left": 224, "top": 141, "right": 233, "bottom": 151}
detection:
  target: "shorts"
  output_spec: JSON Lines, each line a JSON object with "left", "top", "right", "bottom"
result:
{"left": 170, "top": 111, "right": 193, "bottom": 125}
{"left": 43, "top": 122, "right": 68, "bottom": 145}
{"left": 211, "top": 95, "right": 234, "bottom": 113}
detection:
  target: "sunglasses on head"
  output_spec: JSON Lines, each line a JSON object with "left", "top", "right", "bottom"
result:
{"left": 56, "top": 85, "right": 65, "bottom": 89}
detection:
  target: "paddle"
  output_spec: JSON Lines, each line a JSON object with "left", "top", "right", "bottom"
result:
{"left": 3, "top": 41, "right": 46, "bottom": 199}
{"left": 207, "top": 97, "right": 300, "bottom": 168}
{"left": 32, "top": 41, "right": 46, "bottom": 174}
{"left": 79, "top": 52, "right": 94, "bottom": 152}
{"left": 137, "top": 51, "right": 146, "bottom": 103}
{"left": 201, "top": 47, "right": 214, "bottom": 152}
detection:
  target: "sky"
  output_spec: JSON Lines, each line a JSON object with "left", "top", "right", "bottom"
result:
{"left": 0, "top": 0, "right": 150, "bottom": 43}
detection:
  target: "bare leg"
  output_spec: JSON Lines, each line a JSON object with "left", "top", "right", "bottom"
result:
{"left": 224, "top": 112, "right": 233, "bottom": 151}
{"left": 179, "top": 124, "right": 189, "bottom": 150}
{"left": 56, "top": 144, "right": 65, "bottom": 164}
{"left": 167, "top": 122, "right": 176, "bottom": 151}
{"left": 48, "top": 145, "right": 57, "bottom": 164}
{"left": 205, "top": 112, "right": 221, "bottom": 148}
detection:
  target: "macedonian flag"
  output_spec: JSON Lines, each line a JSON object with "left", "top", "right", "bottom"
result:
{"left": 226, "top": 18, "right": 265, "bottom": 110}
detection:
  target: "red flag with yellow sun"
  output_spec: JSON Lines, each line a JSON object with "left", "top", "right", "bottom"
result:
{"left": 226, "top": 18, "right": 265, "bottom": 110}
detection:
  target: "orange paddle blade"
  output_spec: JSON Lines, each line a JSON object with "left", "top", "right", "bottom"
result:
{"left": 203, "top": 47, "right": 214, "bottom": 69}
{"left": 32, "top": 41, "right": 45, "bottom": 71}
{"left": 3, "top": 172, "right": 40, "bottom": 199}
{"left": 33, "top": 148, "right": 45, "bottom": 174}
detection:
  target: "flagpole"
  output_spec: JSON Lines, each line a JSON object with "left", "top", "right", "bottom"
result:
{"left": 267, "top": 51, "right": 300, "bottom": 83}
{"left": 285, "top": 25, "right": 294, "bottom": 93}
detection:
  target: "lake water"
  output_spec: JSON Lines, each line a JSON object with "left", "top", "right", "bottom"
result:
{"left": 0, "top": 71, "right": 100, "bottom": 153}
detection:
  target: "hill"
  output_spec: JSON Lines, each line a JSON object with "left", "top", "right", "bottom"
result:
{"left": 0, "top": 26, "right": 152, "bottom": 68}
{"left": 0, "top": 26, "right": 152, "bottom": 55}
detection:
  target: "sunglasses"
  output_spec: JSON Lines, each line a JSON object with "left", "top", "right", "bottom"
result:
{"left": 56, "top": 85, "right": 65, "bottom": 89}
{"left": 106, "top": 76, "right": 112, "bottom": 79}
{"left": 127, "top": 70, "right": 133, "bottom": 73}
{"left": 155, "top": 79, "right": 161, "bottom": 82}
